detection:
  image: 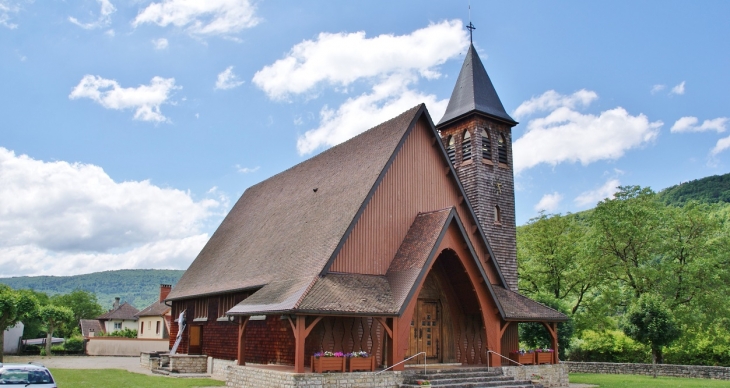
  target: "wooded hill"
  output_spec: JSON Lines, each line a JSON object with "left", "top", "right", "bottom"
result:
{"left": 658, "top": 173, "right": 730, "bottom": 205}
{"left": 0, "top": 269, "right": 184, "bottom": 310}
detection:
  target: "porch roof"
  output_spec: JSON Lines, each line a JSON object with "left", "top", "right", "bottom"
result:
{"left": 492, "top": 286, "right": 569, "bottom": 322}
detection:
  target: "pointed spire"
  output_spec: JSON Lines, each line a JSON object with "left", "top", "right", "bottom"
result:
{"left": 437, "top": 44, "right": 517, "bottom": 127}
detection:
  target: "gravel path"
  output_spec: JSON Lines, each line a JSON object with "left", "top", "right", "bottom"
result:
{"left": 3, "top": 355, "right": 156, "bottom": 375}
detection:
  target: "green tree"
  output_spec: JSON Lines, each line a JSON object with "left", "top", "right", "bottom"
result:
{"left": 39, "top": 305, "right": 73, "bottom": 357}
{"left": 519, "top": 297, "right": 575, "bottom": 359}
{"left": 0, "top": 286, "right": 39, "bottom": 362}
{"left": 622, "top": 294, "right": 681, "bottom": 377}
{"left": 518, "top": 212, "right": 599, "bottom": 314}
{"left": 51, "top": 289, "right": 104, "bottom": 337}
{"left": 592, "top": 186, "right": 663, "bottom": 301}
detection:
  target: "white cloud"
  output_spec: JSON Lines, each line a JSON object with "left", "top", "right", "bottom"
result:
{"left": 0, "top": 0, "right": 24, "bottom": 29}
{"left": 575, "top": 179, "right": 621, "bottom": 207}
{"left": 215, "top": 66, "right": 244, "bottom": 90}
{"left": 69, "top": 75, "right": 180, "bottom": 122}
{"left": 105, "top": 29, "right": 115, "bottom": 37}
{"left": 132, "top": 0, "right": 259, "bottom": 37}
{"left": 711, "top": 136, "right": 730, "bottom": 157}
{"left": 512, "top": 90, "right": 662, "bottom": 173}
{"left": 670, "top": 81, "right": 686, "bottom": 95}
{"left": 152, "top": 37, "right": 168, "bottom": 49}
{"left": 253, "top": 20, "right": 468, "bottom": 154}
{"left": 0, "top": 147, "right": 220, "bottom": 276}
{"left": 69, "top": 0, "right": 116, "bottom": 30}
{"left": 512, "top": 89, "right": 598, "bottom": 120}
{"left": 296, "top": 73, "right": 449, "bottom": 155}
{"left": 252, "top": 20, "right": 468, "bottom": 100}
{"left": 670, "top": 116, "right": 728, "bottom": 133}
{"left": 534, "top": 192, "right": 563, "bottom": 212}
{"left": 650, "top": 84, "right": 665, "bottom": 94}
{"left": 236, "top": 165, "right": 259, "bottom": 173}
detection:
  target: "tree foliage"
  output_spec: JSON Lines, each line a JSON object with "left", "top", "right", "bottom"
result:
{"left": 51, "top": 289, "right": 104, "bottom": 338}
{"left": 0, "top": 285, "right": 39, "bottom": 362}
{"left": 39, "top": 305, "right": 74, "bottom": 357}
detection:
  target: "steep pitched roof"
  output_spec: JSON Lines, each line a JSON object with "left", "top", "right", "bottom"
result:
{"left": 167, "top": 105, "right": 424, "bottom": 302}
{"left": 437, "top": 44, "right": 517, "bottom": 126}
{"left": 97, "top": 302, "right": 139, "bottom": 321}
{"left": 136, "top": 300, "right": 171, "bottom": 318}
{"left": 79, "top": 319, "right": 104, "bottom": 337}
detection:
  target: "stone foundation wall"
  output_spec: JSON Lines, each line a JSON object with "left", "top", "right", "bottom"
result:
{"left": 209, "top": 357, "right": 237, "bottom": 380}
{"left": 500, "top": 364, "right": 569, "bottom": 387}
{"left": 564, "top": 362, "right": 730, "bottom": 380}
{"left": 170, "top": 354, "right": 208, "bottom": 374}
{"left": 226, "top": 365, "right": 403, "bottom": 388}
{"left": 140, "top": 352, "right": 162, "bottom": 370}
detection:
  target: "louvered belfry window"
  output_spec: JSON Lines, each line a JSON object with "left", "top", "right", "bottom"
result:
{"left": 481, "top": 128, "right": 491, "bottom": 160}
{"left": 498, "top": 133, "right": 508, "bottom": 165}
{"left": 447, "top": 136, "right": 456, "bottom": 165}
{"left": 462, "top": 130, "right": 472, "bottom": 161}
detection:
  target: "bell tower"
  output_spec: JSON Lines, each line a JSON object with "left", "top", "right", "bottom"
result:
{"left": 437, "top": 43, "right": 519, "bottom": 291}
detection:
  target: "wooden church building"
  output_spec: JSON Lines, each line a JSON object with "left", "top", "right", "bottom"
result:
{"left": 165, "top": 43, "right": 567, "bottom": 372}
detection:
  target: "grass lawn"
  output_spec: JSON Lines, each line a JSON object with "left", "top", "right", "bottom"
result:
{"left": 50, "top": 369, "right": 226, "bottom": 388}
{"left": 570, "top": 373, "right": 730, "bottom": 387}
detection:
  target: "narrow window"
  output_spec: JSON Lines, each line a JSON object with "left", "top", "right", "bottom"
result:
{"left": 446, "top": 136, "right": 456, "bottom": 165}
{"left": 194, "top": 298, "right": 208, "bottom": 321}
{"left": 481, "top": 129, "right": 492, "bottom": 160}
{"left": 494, "top": 205, "right": 502, "bottom": 224}
{"left": 498, "top": 133, "right": 508, "bottom": 165}
{"left": 140, "top": 322, "right": 144, "bottom": 334}
{"left": 156, "top": 321, "right": 161, "bottom": 335}
{"left": 462, "top": 130, "right": 472, "bottom": 161}
{"left": 218, "top": 294, "right": 237, "bottom": 319}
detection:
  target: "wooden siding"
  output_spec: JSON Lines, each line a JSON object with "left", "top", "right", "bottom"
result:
{"left": 331, "top": 117, "right": 499, "bottom": 284}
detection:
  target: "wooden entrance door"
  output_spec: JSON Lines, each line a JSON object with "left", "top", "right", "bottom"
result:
{"left": 408, "top": 299, "right": 441, "bottom": 363}
{"left": 189, "top": 325, "right": 203, "bottom": 355}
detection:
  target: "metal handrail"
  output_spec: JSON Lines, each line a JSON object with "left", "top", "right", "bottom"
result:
{"left": 375, "top": 352, "right": 427, "bottom": 375}
{"left": 486, "top": 350, "right": 524, "bottom": 372}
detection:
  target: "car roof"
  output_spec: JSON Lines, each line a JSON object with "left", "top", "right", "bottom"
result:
{"left": 0, "top": 363, "right": 50, "bottom": 371}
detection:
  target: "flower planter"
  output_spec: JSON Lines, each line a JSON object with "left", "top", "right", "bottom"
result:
{"left": 535, "top": 351, "right": 553, "bottom": 364}
{"left": 311, "top": 356, "right": 345, "bottom": 373}
{"left": 508, "top": 352, "right": 535, "bottom": 365}
{"left": 348, "top": 356, "right": 375, "bottom": 372}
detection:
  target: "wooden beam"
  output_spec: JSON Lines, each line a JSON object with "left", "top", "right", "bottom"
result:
{"left": 499, "top": 321, "right": 511, "bottom": 338}
{"left": 236, "top": 316, "right": 250, "bottom": 366}
{"left": 304, "top": 316, "right": 323, "bottom": 338}
{"left": 374, "top": 317, "right": 393, "bottom": 338}
{"left": 294, "top": 315, "right": 306, "bottom": 373}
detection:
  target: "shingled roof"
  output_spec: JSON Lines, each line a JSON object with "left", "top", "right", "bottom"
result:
{"left": 79, "top": 319, "right": 104, "bottom": 337}
{"left": 492, "top": 286, "right": 569, "bottom": 322}
{"left": 136, "top": 300, "right": 171, "bottom": 318}
{"left": 438, "top": 44, "right": 517, "bottom": 126}
{"left": 168, "top": 105, "right": 424, "bottom": 303}
{"left": 97, "top": 302, "right": 139, "bottom": 321}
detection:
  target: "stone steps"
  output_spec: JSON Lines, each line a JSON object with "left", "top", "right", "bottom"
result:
{"left": 400, "top": 367, "right": 540, "bottom": 388}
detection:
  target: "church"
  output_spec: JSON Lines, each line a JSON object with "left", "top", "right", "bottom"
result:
{"left": 164, "top": 42, "right": 567, "bottom": 374}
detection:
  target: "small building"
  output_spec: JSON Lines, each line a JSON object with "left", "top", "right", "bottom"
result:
{"left": 136, "top": 285, "right": 172, "bottom": 340}
{"left": 79, "top": 319, "right": 104, "bottom": 338}
{"left": 3, "top": 323, "right": 24, "bottom": 354}
{"left": 97, "top": 297, "right": 139, "bottom": 333}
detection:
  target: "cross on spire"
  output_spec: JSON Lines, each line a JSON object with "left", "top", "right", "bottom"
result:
{"left": 466, "top": 22, "right": 476, "bottom": 43}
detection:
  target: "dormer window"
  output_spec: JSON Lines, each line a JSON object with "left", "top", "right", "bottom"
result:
{"left": 447, "top": 136, "right": 456, "bottom": 165}
{"left": 462, "top": 130, "right": 472, "bottom": 161}
{"left": 481, "top": 129, "right": 491, "bottom": 161}
{"left": 498, "top": 133, "right": 508, "bottom": 165}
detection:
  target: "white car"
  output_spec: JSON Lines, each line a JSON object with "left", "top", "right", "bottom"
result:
{"left": 0, "top": 362, "right": 57, "bottom": 387}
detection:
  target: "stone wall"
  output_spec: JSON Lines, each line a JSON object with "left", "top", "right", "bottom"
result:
{"left": 226, "top": 365, "right": 403, "bottom": 388}
{"left": 564, "top": 361, "right": 730, "bottom": 380}
{"left": 86, "top": 337, "right": 168, "bottom": 356}
{"left": 500, "top": 364, "right": 569, "bottom": 387}
{"left": 140, "top": 352, "right": 162, "bottom": 370}
{"left": 170, "top": 354, "right": 208, "bottom": 374}
{"left": 209, "top": 357, "right": 237, "bottom": 380}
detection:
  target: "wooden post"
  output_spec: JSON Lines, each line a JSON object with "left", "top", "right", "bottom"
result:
{"left": 237, "top": 316, "right": 250, "bottom": 366}
{"left": 551, "top": 322, "right": 559, "bottom": 364}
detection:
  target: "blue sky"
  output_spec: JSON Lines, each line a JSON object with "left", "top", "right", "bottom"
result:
{"left": 1, "top": 1, "right": 728, "bottom": 276}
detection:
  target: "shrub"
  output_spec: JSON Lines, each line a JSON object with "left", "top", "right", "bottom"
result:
{"left": 63, "top": 336, "right": 84, "bottom": 353}
{"left": 567, "top": 330, "right": 650, "bottom": 363}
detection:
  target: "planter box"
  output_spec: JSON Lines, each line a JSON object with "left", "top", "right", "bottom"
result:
{"left": 536, "top": 351, "right": 553, "bottom": 364}
{"left": 311, "top": 356, "right": 345, "bottom": 373}
{"left": 348, "top": 357, "right": 375, "bottom": 372}
{"left": 509, "top": 352, "right": 535, "bottom": 365}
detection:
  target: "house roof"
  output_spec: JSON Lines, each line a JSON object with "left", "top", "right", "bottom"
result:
{"left": 437, "top": 44, "right": 517, "bottom": 127}
{"left": 97, "top": 302, "right": 139, "bottom": 321}
{"left": 79, "top": 319, "right": 104, "bottom": 337}
{"left": 167, "top": 105, "right": 423, "bottom": 302}
{"left": 492, "top": 286, "right": 569, "bottom": 322}
{"left": 136, "top": 300, "right": 171, "bottom": 318}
